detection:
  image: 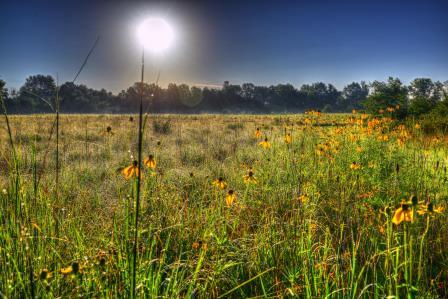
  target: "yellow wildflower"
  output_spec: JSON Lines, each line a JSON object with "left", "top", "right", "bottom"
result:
{"left": 143, "top": 155, "right": 156, "bottom": 169}
{"left": 212, "top": 177, "right": 227, "bottom": 190}
{"left": 225, "top": 190, "right": 237, "bottom": 207}
{"left": 284, "top": 133, "right": 292, "bottom": 144}
{"left": 392, "top": 202, "right": 413, "bottom": 225}
{"left": 350, "top": 162, "right": 362, "bottom": 170}
{"left": 243, "top": 170, "right": 257, "bottom": 184}
{"left": 122, "top": 161, "right": 140, "bottom": 179}
{"left": 259, "top": 137, "right": 271, "bottom": 149}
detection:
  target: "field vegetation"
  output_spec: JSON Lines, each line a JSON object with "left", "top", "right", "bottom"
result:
{"left": 1, "top": 110, "right": 447, "bottom": 298}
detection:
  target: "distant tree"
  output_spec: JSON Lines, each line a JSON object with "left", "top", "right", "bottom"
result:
{"left": 221, "top": 83, "right": 243, "bottom": 112}
{"left": 300, "top": 82, "right": 340, "bottom": 111}
{"left": 120, "top": 82, "right": 160, "bottom": 112}
{"left": 338, "top": 81, "right": 368, "bottom": 111}
{"left": 407, "top": 78, "right": 441, "bottom": 116}
{"left": 363, "top": 77, "right": 408, "bottom": 117}
{"left": 0, "top": 79, "right": 7, "bottom": 99}
{"left": 14, "top": 75, "right": 56, "bottom": 112}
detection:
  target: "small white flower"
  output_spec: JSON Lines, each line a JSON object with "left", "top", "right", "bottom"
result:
{"left": 2, "top": 189, "right": 7, "bottom": 195}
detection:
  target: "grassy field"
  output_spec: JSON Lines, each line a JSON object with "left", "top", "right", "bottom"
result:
{"left": 1, "top": 113, "right": 447, "bottom": 298}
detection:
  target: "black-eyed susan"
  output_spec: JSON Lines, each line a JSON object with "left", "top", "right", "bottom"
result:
{"left": 254, "top": 128, "right": 262, "bottom": 138}
{"left": 143, "top": 154, "right": 156, "bottom": 169}
{"left": 226, "top": 190, "right": 237, "bottom": 207}
{"left": 417, "top": 202, "right": 445, "bottom": 215}
{"left": 350, "top": 162, "right": 362, "bottom": 170}
{"left": 392, "top": 202, "right": 413, "bottom": 225}
{"left": 298, "top": 193, "right": 309, "bottom": 203}
{"left": 60, "top": 262, "right": 80, "bottom": 276}
{"left": 39, "top": 269, "right": 52, "bottom": 280}
{"left": 284, "top": 133, "right": 292, "bottom": 144}
{"left": 212, "top": 177, "right": 227, "bottom": 190}
{"left": 243, "top": 170, "right": 257, "bottom": 184}
{"left": 122, "top": 160, "right": 140, "bottom": 179}
{"left": 259, "top": 137, "right": 271, "bottom": 149}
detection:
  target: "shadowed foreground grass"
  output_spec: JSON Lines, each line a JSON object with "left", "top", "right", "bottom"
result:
{"left": 1, "top": 113, "right": 447, "bottom": 298}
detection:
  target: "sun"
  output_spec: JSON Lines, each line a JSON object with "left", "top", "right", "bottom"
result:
{"left": 137, "top": 17, "right": 174, "bottom": 53}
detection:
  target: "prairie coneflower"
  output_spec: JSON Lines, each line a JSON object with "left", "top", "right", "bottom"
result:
{"left": 298, "top": 194, "right": 309, "bottom": 203}
{"left": 392, "top": 202, "right": 413, "bottom": 225}
{"left": 39, "top": 269, "right": 52, "bottom": 280}
{"left": 284, "top": 133, "right": 292, "bottom": 144}
{"left": 350, "top": 162, "right": 362, "bottom": 170}
{"left": 60, "top": 262, "right": 80, "bottom": 276}
{"left": 254, "top": 128, "right": 262, "bottom": 138}
{"left": 243, "top": 170, "right": 257, "bottom": 184}
{"left": 259, "top": 137, "right": 271, "bottom": 149}
{"left": 212, "top": 177, "right": 227, "bottom": 190}
{"left": 106, "top": 126, "right": 113, "bottom": 134}
{"left": 122, "top": 160, "right": 140, "bottom": 179}
{"left": 226, "top": 190, "right": 236, "bottom": 207}
{"left": 417, "top": 202, "right": 445, "bottom": 215}
{"left": 414, "top": 123, "right": 421, "bottom": 129}
{"left": 143, "top": 155, "right": 156, "bottom": 169}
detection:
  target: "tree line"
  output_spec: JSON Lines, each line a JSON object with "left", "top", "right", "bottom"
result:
{"left": 1, "top": 75, "right": 447, "bottom": 116}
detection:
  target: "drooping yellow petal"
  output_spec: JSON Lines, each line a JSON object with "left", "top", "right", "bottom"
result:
{"left": 392, "top": 207, "right": 404, "bottom": 225}
{"left": 122, "top": 165, "right": 134, "bottom": 179}
{"left": 144, "top": 158, "right": 156, "bottom": 169}
{"left": 226, "top": 191, "right": 236, "bottom": 207}
{"left": 60, "top": 266, "right": 73, "bottom": 275}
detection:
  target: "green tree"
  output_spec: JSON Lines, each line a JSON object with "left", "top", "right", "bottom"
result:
{"left": 339, "top": 81, "right": 368, "bottom": 111}
{"left": 18, "top": 75, "right": 56, "bottom": 112}
{"left": 363, "top": 77, "right": 408, "bottom": 118}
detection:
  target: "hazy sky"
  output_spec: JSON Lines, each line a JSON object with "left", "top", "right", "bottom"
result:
{"left": 1, "top": 0, "right": 447, "bottom": 93}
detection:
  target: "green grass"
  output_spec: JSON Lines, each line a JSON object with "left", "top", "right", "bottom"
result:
{"left": 0, "top": 113, "right": 447, "bottom": 298}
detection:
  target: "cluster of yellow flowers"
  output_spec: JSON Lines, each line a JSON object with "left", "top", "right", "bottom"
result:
{"left": 215, "top": 168, "right": 258, "bottom": 207}
{"left": 122, "top": 154, "right": 156, "bottom": 179}
{"left": 392, "top": 196, "right": 444, "bottom": 225}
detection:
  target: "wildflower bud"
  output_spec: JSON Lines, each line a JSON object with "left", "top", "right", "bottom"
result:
{"left": 411, "top": 195, "right": 418, "bottom": 206}
{"left": 396, "top": 163, "right": 400, "bottom": 173}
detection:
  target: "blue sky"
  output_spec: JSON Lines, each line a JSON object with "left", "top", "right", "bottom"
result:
{"left": 1, "top": 0, "right": 447, "bottom": 93}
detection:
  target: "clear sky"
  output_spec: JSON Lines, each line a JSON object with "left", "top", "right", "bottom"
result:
{"left": 1, "top": 0, "right": 447, "bottom": 93}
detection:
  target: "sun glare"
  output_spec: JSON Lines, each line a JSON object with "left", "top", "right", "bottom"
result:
{"left": 137, "top": 17, "right": 174, "bottom": 53}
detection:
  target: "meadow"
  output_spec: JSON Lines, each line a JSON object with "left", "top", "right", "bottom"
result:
{"left": 1, "top": 112, "right": 447, "bottom": 298}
